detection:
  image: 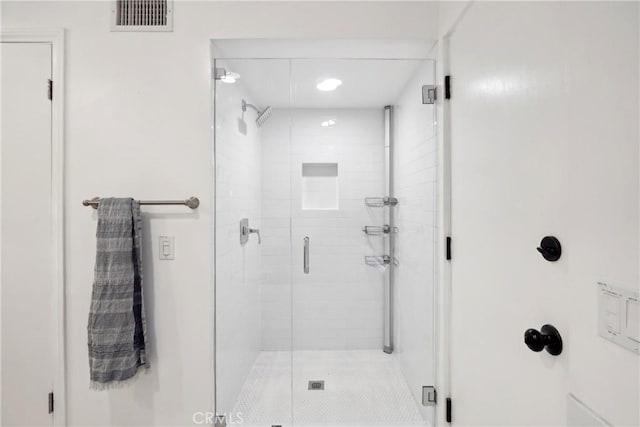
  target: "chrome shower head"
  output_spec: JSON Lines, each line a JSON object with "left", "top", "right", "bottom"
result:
{"left": 242, "top": 99, "right": 272, "bottom": 127}
{"left": 255, "top": 106, "right": 272, "bottom": 127}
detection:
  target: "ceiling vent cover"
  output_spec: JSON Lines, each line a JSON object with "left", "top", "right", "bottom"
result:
{"left": 110, "top": 0, "right": 173, "bottom": 32}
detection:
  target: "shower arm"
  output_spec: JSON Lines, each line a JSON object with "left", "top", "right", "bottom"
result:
{"left": 242, "top": 99, "right": 260, "bottom": 114}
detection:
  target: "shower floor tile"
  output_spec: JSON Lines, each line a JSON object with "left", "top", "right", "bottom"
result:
{"left": 230, "top": 350, "right": 427, "bottom": 427}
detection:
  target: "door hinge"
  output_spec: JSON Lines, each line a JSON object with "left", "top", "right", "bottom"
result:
{"left": 444, "top": 75, "right": 451, "bottom": 100}
{"left": 446, "top": 236, "right": 452, "bottom": 261}
{"left": 48, "top": 391, "right": 54, "bottom": 414}
{"left": 422, "top": 386, "right": 437, "bottom": 406}
{"left": 422, "top": 85, "right": 437, "bottom": 104}
{"left": 446, "top": 397, "right": 452, "bottom": 423}
{"left": 47, "top": 79, "right": 53, "bottom": 101}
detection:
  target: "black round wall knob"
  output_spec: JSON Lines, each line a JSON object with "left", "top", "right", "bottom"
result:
{"left": 537, "top": 236, "right": 561, "bottom": 261}
{"left": 524, "top": 324, "right": 563, "bottom": 356}
{"left": 524, "top": 328, "right": 546, "bottom": 352}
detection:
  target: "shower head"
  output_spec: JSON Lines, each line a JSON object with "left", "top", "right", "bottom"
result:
{"left": 255, "top": 106, "right": 272, "bottom": 127}
{"left": 242, "top": 99, "right": 272, "bottom": 127}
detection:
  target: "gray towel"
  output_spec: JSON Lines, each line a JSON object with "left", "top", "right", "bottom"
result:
{"left": 88, "top": 198, "right": 149, "bottom": 389}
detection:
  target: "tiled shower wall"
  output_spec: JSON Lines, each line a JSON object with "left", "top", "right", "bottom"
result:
{"left": 260, "top": 109, "right": 387, "bottom": 350}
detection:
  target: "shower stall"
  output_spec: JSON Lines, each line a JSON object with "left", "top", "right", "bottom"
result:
{"left": 212, "top": 41, "right": 438, "bottom": 427}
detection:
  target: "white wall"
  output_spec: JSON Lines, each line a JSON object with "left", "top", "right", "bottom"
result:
{"left": 0, "top": 1, "right": 438, "bottom": 425}
{"left": 214, "top": 65, "right": 263, "bottom": 416}
{"left": 560, "top": 3, "right": 639, "bottom": 423}
{"left": 445, "top": 2, "right": 639, "bottom": 426}
{"left": 261, "top": 108, "right": 386, "bottom": 351}
{"left": 392, "top": 60, "right": 437, "bottom": 422}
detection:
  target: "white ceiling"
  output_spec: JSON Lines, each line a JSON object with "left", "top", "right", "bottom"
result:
{"left": 220, "top": 58, "right": 431, "bottom": 109}
{"left": 212, "top": 39, "right": 435, "bottom": 60}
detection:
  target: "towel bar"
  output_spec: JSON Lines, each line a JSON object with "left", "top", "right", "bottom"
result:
{"left": 83, "top": 197, "right": 200, "bottom": 209}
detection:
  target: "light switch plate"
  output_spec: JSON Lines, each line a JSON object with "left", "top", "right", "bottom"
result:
{"left": 159, "top": 236, "right": 175, "bottom": 260}
{"left": 597, "top": 282, "right": 639, "bottom": 354}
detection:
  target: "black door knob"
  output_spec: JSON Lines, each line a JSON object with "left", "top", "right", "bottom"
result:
{"left": 524, "top": 324, "right": 562, "bottom": 356}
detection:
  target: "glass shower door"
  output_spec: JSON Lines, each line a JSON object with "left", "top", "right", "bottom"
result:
{"left": 289, "top": 59, "right": 437, "bottom": 426}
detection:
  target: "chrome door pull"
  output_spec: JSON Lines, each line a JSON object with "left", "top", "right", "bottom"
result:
{"left": 303, "top": 237, "right": 310, "bottom": 274}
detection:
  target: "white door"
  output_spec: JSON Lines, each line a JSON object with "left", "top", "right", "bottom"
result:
{"left": 446, "top": 2, "right": 639, "bottom": 426}
{"left": 1, "top": 42, "right": 54, "bottom": 426}
{"left": 447, "top": 3, "right": 570, "bottom": 425}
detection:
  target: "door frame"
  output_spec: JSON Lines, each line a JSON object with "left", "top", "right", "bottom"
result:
{"left": 1, "top": 28, "right": 66, "bottom": 426}
{"left": 432, "top": 4, "right": 479, "bottom": 424}
{"left": 431, "top": 35, "right": 453, "bottom": 426}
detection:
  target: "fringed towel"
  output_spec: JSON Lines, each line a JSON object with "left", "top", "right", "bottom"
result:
{"left": 88, "top": 198, "right": 149, "bottom": 390}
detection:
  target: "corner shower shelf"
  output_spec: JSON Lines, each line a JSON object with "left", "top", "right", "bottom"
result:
{"left": 365, "top": 255, "right": 399, "bottom": 267}
{"left": 365, "top": 197, "right": 398, "bottom": 207}
{"left": 362, "top": 225, "right": 399, "bottom": 236}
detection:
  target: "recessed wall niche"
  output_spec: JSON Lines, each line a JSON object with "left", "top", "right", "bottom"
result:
{"left": 301, "top": 162, "right": 339, "bottom": 210}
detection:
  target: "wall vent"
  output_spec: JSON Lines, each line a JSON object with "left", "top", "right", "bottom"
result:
{"left": 110, "top": 0, "right": 173, "bottom": 32}
{"left": 308, "top": 380, "right": 325, "bottom": 390}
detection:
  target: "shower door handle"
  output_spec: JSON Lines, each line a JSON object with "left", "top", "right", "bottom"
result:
{"left": 303, "top": 237, "right": 310, "bottom": 274}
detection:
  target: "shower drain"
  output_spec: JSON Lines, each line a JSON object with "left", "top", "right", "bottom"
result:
{"left": 308, "top": 380, "right": 325, "bottom": 390}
